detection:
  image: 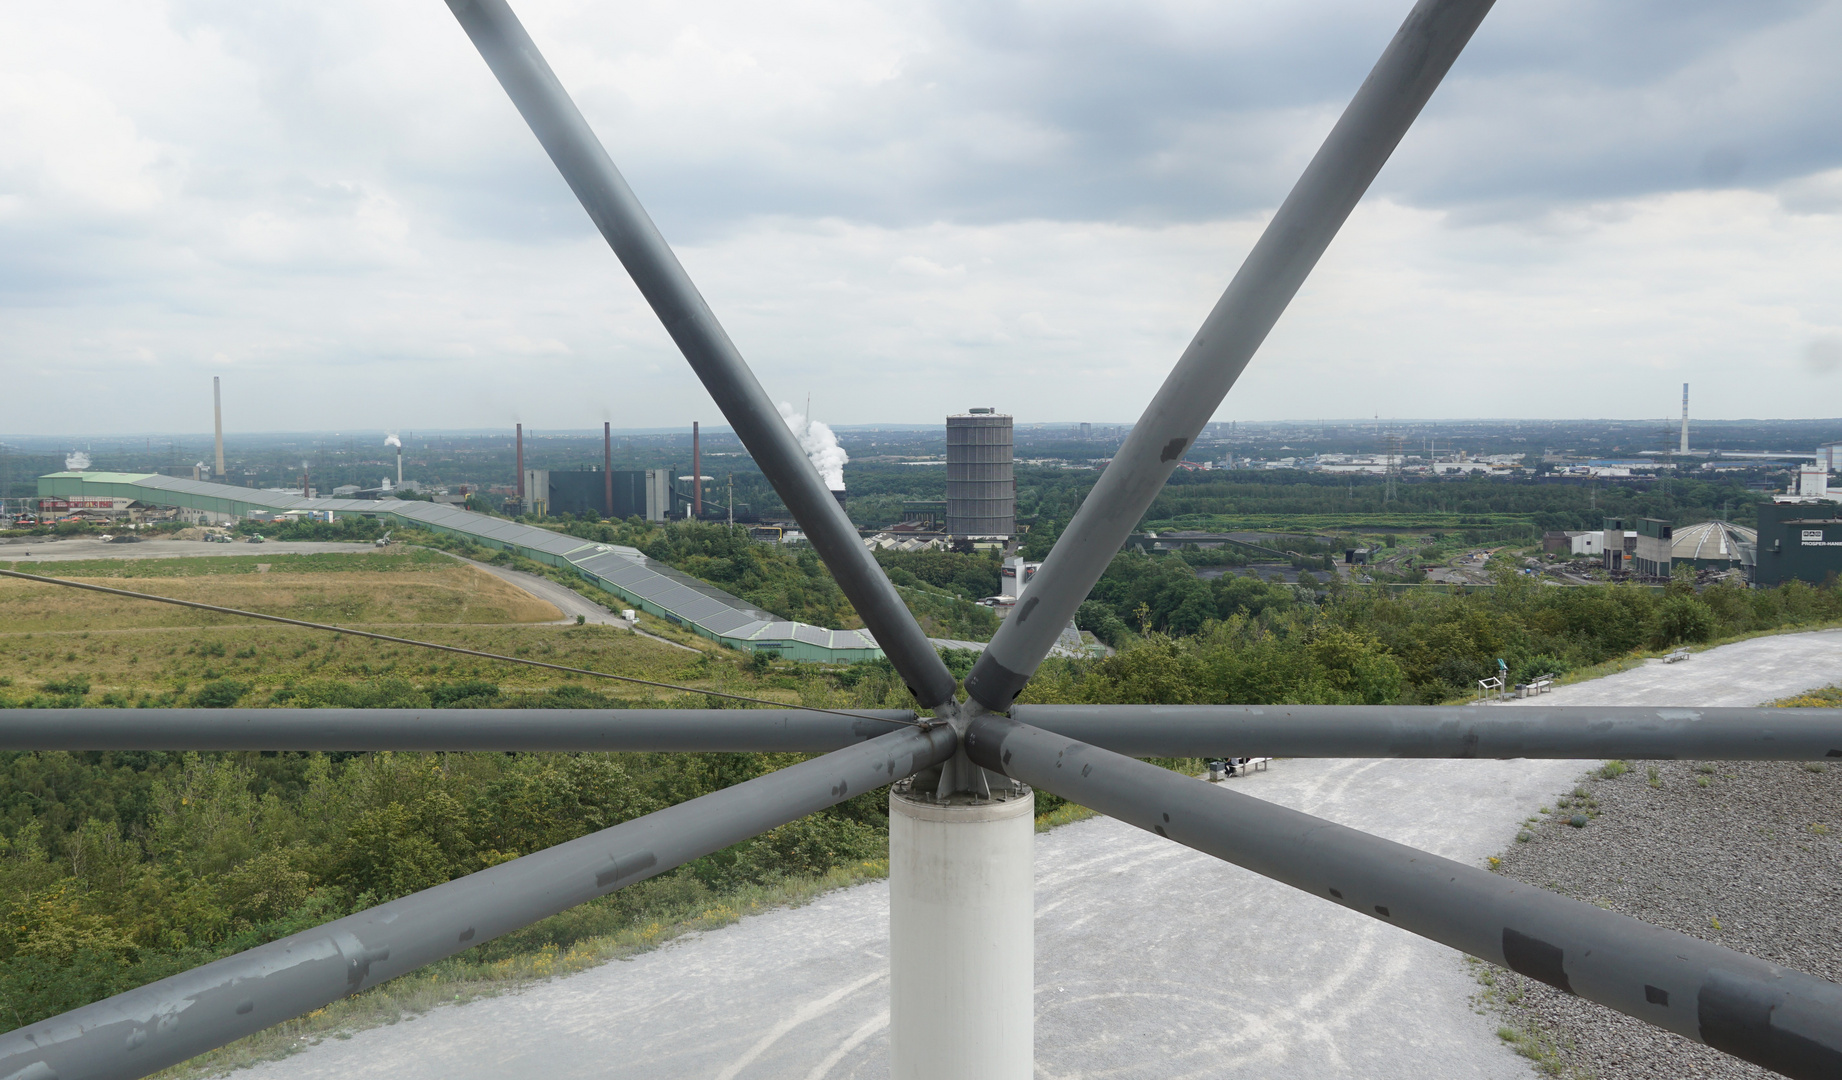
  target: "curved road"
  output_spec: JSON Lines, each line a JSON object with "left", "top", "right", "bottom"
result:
{"left": 241, "top": 630, "right": 1842, "bottom": 1080}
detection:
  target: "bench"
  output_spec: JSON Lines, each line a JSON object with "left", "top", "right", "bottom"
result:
{"left": 1206, "top": 757, "right": 1272, "bottom": 781}
{"left": 1516, "top": 674, "right": 1556, "bottom": 698}
{"left": 1664, "top": 648, "right": 1691, "bottom": 664}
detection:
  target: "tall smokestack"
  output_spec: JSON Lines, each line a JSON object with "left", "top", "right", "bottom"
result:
{"left": 397, "top": 447, "right": 403, "bottom": 486}
{"left": 213, "top": 377, "right": 225, "bottom": 478}
{"left": 516, "top": 424, "right": 524, "bottom": 511}
{"left": 1680, "top": 383, "right": 1689, "bottom": 454}
{"left": 692, "top": 422, "right": 701, "bottom": 519}
{"left": 604, "top": 422, "right": 613, "bottom": 518}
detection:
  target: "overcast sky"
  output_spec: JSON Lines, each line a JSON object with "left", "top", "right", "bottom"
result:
{"left": 3, "top": 0, "right": 1841, "bottom": 437}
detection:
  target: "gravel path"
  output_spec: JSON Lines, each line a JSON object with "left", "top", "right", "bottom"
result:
{"left": 1488, "top": 630, "right": 1842, "bottom": 1079}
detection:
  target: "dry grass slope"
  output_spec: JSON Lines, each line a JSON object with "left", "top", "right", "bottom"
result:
{"left": 0, "top": 551, "right": 822, "bottom": 703}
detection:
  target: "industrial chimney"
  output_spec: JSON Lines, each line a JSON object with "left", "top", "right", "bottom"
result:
{"left": 516, "top": 423, "right": 525, "bottom": 512}
{"left": 604, "top": 422, "right": 613, "bottom": 518}
{"left": 692, "top": 422, "right": 702, "bottom": 519}
{"left": 213, "top": 377, "right": 226, "bottom": 479}
{"left": 1680, "top": 383, "right": 1689, "bottom": 455}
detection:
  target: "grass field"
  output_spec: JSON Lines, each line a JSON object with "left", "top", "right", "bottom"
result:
{"left": 0, "top": 552, "right": 562, "bottom": 635}
{"left": 0, "top": 550, "right": 835, "bottom": 707}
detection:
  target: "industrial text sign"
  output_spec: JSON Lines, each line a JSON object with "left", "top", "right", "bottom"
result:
{"left": 37, "top": 499, "right": 117, "bottom": 510}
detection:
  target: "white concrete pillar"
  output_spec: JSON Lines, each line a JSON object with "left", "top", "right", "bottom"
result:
{"left": 888, "top": 780, "right": 1034, "bottom": 1080}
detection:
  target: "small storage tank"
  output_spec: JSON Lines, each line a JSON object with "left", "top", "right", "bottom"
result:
{"left": 946, "top": 409, "right": 1014, "bottom": 539}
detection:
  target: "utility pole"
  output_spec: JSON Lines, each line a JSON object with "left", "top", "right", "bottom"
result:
{"left": 727, "top": 474, "right": 734, "bottom": 527}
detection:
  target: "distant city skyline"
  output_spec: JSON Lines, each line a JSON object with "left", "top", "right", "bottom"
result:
{"left": 7, "top": 415, "right": 1841, "bottom": 449}
{"left": 3, "top": 1, "right": 1841, "bottom": 434}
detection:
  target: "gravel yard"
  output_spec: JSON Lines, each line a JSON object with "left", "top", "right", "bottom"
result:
{"left": 1486, "top": 755, "right": 1842, "bottom": 1078}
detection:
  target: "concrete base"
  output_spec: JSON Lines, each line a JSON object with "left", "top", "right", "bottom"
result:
{"left": 888, "top": 780, "right": 1034, "bottom": 1080}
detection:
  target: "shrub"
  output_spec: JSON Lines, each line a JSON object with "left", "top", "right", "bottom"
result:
{"left": 190, "top": 679, "right": 251, "bottom": 708}
{"left": 40, "top": 675, "right": 91, "bottom": 696}
{"left": 1649, "top": 595, "right": 1716, "bottom": 648}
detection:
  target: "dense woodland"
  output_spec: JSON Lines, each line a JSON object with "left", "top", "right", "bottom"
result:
{"left": 0, "top": 739, "right": 890, "bottom": 1028}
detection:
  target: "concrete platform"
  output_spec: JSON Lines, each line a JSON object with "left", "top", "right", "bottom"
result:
{"left": 1496, "top": 628, "right": 1842, "bottom": 709}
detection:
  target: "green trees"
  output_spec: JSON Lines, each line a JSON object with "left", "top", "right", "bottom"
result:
{"left": 548, "top": 519, "right": 997, "bottom": 639}
{"left": 1036, "top": 551, "right": 1841, "bottom": 706}
{"left": 1078, "top": 551, "right": 1297, "bottom": 640}
{"left": 1648, "top": 595, "right": 1716, "bottom": 648}
{"left": 0, "top": 744, "right": 889, "bottom": 1030}
{"left": 1020, "top": 620, "right": 1403, "bottom": 707}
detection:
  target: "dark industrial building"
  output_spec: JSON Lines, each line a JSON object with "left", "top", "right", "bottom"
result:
{"left": 1752, "top": 503, "right": 1842, "bottom": 587}
{"left": 946, "top": 408, "right": 1014, "bottom": 540}
{"left": 521, "top": 468, "right": 677, "bottom": 520}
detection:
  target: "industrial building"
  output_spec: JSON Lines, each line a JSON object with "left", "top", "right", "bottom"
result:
{"left": 946, "top": 408, "right": 1014, "bottom": 541}
{"left": 1752, "top": 503, "right": 1842, "bottom": 588}
{"left": 1631, "top": 518, "right": 1674, "bottom": 578}
{"left": 1599, "top": 518, "right": 1636, "bottom": 572}
{"left": 521, "top": 468, "right": 675, "bottom": 520}
{"left": 1669, "top": 520, "right": 1755, "bottom": 572}
{"left": 35, "top": 472, "right": 881, "bottom": 663}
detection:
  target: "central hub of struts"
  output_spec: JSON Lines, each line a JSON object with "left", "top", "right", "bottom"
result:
{"left": 910, "top": 698, "right": 1014, "bottom": 801}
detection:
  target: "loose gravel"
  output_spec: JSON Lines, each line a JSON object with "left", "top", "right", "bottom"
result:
{"left": 1484, "top": 758, "right": 1842, "bottom": 1079}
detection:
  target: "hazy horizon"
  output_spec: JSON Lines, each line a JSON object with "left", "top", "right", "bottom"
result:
{"left": 7, "top": 415, "right": 1842, "bottom": 451}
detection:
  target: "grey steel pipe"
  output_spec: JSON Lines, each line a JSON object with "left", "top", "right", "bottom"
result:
{"left": 13, "top": 703, "right": 1834, "bottom": 761}
{"left": 1010, "top": 704, "right": 1842, "bottom": 761}
{"left": 0, "top": 708, "right": 919, "bottom": 753}
{"left": 965, "top": 715, "right": 1842, "bottom": 1079}
{"left": 965, "top": 0, "right": 1495, "bottom": 712}
{"left": 443, "top": 0, "right": 957, "bottom": 710}
{"left": 0, "top": 725, "right": 956, "bottom": 1080}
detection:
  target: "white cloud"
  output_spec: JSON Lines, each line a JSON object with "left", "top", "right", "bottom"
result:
{"left": 1, "top": 0, "right": 1840, "bottom": 435}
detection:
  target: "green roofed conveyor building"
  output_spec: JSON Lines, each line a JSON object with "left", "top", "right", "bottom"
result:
{"left": 35, "top": 472, "right": 883, "bottom": 664}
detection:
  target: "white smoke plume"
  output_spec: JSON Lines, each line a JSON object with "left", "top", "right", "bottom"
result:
{"left": 384, "top": 433, "right": 402, "bottom": 449}
{"left": 778, "top": 402, "right": 847, "bottom": 490}
{"left": 65, "top": 451, "right": 91, "bottom": 471}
